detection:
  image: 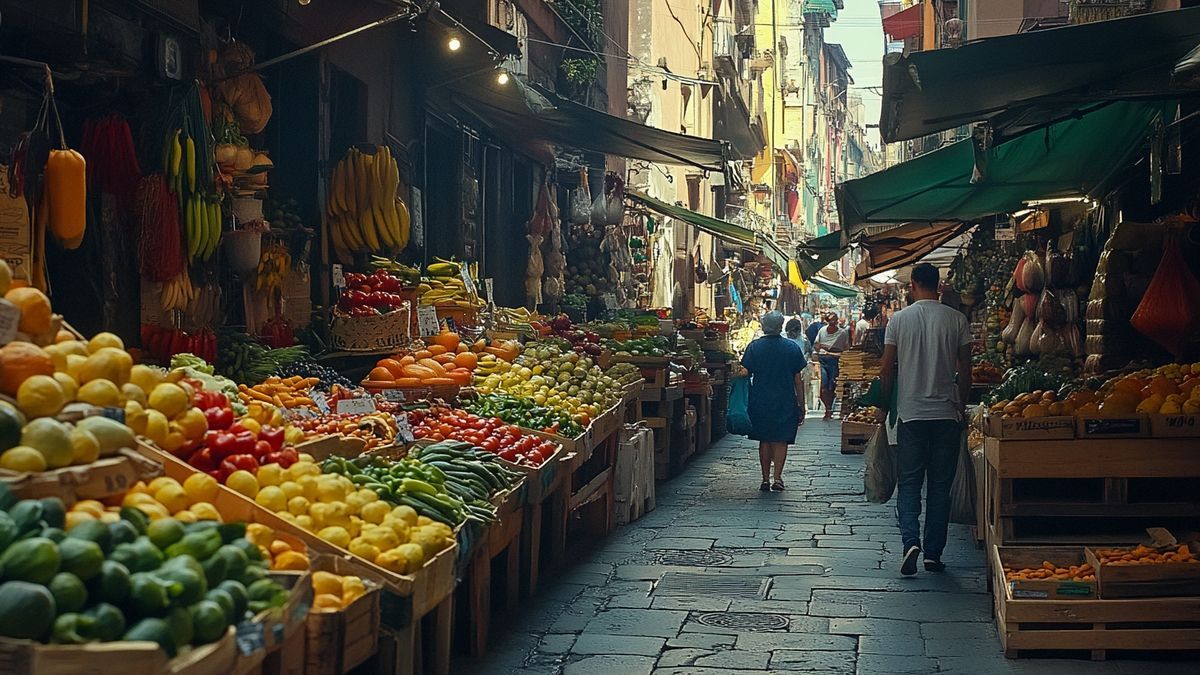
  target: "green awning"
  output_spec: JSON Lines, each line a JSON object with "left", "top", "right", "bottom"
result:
{"left": 837, "top": 100, "right": 1172, "bottom": 230}
{"left": 810, "top": 275, "right": 860, "bottom": 299}
{"left": 626, "top": 190, "right": 758, "bottom": 246}
{"left": 756, "top": 235, "right": 791, "bottom": 272}
{"left": 880, "top": 7, "right": 1200, "bottom": 143}
{"left": 794, "top": 230, "right": 846, "bottom": 279}
{"left": 803, "top": 0, "right": 838, "bottom": 15}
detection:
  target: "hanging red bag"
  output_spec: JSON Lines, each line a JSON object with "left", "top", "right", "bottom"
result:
{"left": 1130, "top": 230, "right": 1200, "bottom": 358}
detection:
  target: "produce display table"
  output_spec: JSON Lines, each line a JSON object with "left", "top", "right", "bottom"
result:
{"left": 984, "top": 436, "right": 1200, "bottom": 549}
{"left": 461, "top": 485, "right": 526, "bottom": 655}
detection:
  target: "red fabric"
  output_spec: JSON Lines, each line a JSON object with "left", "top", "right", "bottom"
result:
{"left": 883, "top": 4, "right": 923, "bottom": 41}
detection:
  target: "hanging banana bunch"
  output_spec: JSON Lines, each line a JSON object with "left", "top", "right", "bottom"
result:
{"left": 161, "top": 269, "right": 196, "bottom": 313}
{"left": 163, "top": 84, "right": 223, "bottom": 266}
{"left": 326, "top": 145, "right": 410, "bottom": 262}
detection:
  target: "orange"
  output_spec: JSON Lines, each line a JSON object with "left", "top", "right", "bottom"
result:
{"left": 426, "top": 345, "right": 448, "bottom": 356}
{"left": 430, "top": 331, "right": 461, "bottom": 352}
{"left": 367, "top": 367, "right": 394, "bottom": 382}
{"left": 453, "top": 352, "right": 478, "bottom": 370}
{"left": 4, "top": 287, "right": 52, "bottom": 335}
{"left": 378, "top": 359, "right": 406, "bottom": 378}
{"left": 0, "top": 341, "right": 55, "bottom": 396}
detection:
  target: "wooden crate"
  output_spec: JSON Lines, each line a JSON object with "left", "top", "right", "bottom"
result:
{"left": 840, "top": 421, "right": 877, "bottom": 455}
{"left": 984, "top": 415, "right": 1076, "bottom": 440}
{"left": 1076, "top": 415, "right": 1150, "bottom": 439}
{"left": 994, "top": 545, "right": 1097, "bottom": 600}
{"left": 1086, "top": 544, "right": 1200, "bottom": 599}
{"left": 0, "top": 448, "right": 163, "bottom": 505}
{"left": 461, "top": 488, "right": 524, "bottom": 655}
{"left": 0, "top": 627, "right": 237, "bottom": 675}
{"left": 992, "top": 545, "right": 1200, "bottom": 659}
{"left": 1149, "top": 413, "right": 1200, "bottom": 438}
{"left": 305, "top": 556, "right": 383, "bottom": 675}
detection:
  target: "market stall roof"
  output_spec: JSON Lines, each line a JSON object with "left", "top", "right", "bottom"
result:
{"left": 438, "top": 73, "right": 728, "bottom": 171}
{"left": 810, "top": 275, "right": 860, "bottom": 299}
{"left": 757, "top": 235, "right": 792, "bottom": 272}
{"left": 716, "top": 86, "right": 767, "bottom": 160}
{"left": 882, "top": 3, "right": 922, "bottom": 42}
{"left": 795, "top": 230, "right": 846, "bottom": 280}
{"left": 837, "top": 100, "right": 1171, "bottom": 230}
{"left": 853, "top": 220, "right": 969, "bottom": 281}
{"left": 879, "top": 7, "right": 1200, "bottom": 143}
{"left": 626, "top": 190, "right": 758, "bottom": 246}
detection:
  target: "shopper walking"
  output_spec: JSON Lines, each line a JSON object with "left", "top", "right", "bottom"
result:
{"left": 813, "top": 314, "right": 849, "bottom": 420}
{"left": 876, "top": 263, "right": 972, "bottom": 575}
{"left": 785, "top": 318, "right": 812, "bottom": 421}
{"left": 854, "top": 308, "right": 874, "bottom": 346}
{"left": 738, "top": 312, "right": 807, "bottom": 492}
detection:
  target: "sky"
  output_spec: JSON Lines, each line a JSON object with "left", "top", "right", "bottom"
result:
{"left": 824, "top": 0, "right": 886, "bottom": 148}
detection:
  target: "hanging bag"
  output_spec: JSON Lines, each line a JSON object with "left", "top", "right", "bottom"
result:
{"left": 863, "top": 428, "right": 897, "bottom": 504}
{"left": 727, "top": 376, "right": 753, "bottom": 436}
{"left": 949, "top": 430, "right": 976, "bottom": 524}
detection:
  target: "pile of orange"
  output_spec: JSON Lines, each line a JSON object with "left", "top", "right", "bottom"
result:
{"left": 364, "top": 331, "right": 480, "bottom": 388}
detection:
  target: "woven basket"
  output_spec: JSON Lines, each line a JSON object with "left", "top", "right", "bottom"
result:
{"left": 361, "top": 382, "right": 461, "bottom": 402}
{"left": 330, "top": 306, "right": 411, "bottom": 352}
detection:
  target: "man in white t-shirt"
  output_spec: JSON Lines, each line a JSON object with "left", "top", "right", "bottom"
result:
{"left": 877, "top": 263, "right": 971, "bottom": 576}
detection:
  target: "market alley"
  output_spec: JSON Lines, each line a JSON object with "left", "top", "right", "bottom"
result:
{"left": 456, "top": 421, "right": 1198, "bottom": 675}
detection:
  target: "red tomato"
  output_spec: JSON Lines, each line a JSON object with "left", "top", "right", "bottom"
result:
{"left": 498, "top": 448, "right": 519, "bottom": 462}
{"left": 480, "top": 438, "right": 499, "bottom": 452}
{"left": 430, "top": 432, "right": 445, "bottom": 441}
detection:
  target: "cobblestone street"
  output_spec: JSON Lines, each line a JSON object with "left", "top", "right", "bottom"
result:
{"left": 456, "top": 421, "right": 1197, "bottom": 675}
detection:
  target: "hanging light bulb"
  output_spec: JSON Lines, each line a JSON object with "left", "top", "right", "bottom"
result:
{"left": 496, "top": 70, "right": 510, "bottom": 85}
{"left": 447, "top": 36, "right": 462, "bottom": 51}
{"left": 298, "top": 0, "right": 311, "bottom": 5}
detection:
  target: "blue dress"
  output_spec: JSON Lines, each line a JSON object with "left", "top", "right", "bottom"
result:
{"left": 741, "top": 335, "right": 808, "bottom": 443}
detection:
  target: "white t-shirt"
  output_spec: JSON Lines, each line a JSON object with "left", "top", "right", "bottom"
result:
{"left": 814, "top": 326, "right": 849, "bottom": 353}
{"left": 883, "top": 299, "right": 971, "bottom": 422}
{"left": 855, "top": 319, "right": 870, "bottom": 344}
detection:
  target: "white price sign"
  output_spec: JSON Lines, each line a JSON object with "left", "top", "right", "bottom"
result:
{"left": 417, "top": 305, "right": 440, "bottom": 337}
{"left": 484, "top": 278, "right": 494, "bottom": 302}
{"left": 332, "top": 264, "right": 346, "bottom": 289}
{"left": 461, "top": 265, "right": 478, "bottom": 297}
{"left": 337, "top": 397, "right": 377, "bottom": 415}
{"left": 0, "top": 301, "right": 20, "bottom": 344}
{"left": 602, "top": 293, "right": 618, "bottom": 310}
{"left": 311, "top": 391, "right": 331, "bottom": 415}
{"left": 394, "top": 413, "right": 415, "bottom": 443}
{"left": 382, "top": 389, "right": 407, "bottom": 402}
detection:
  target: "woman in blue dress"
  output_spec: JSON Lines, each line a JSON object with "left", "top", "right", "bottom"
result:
{"left": 738, "top": 311, "right": 808, "bottom": 492}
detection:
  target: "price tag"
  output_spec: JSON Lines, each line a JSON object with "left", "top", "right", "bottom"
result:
{"left": 602, "top": 293, "right": 618, "bottom": 310}
{"left": 484, "top": 278, "right": 494, "bottom": 302}
{"left": 288, "top": 407, "right": 317, "bottom": 420}
{"left": 382, "top": 389, "right": 407, "bottom": 402}
{"left": 332, "top": 264, "right": 346, "bottom": 289}
{"left": 337, "top": 397, "right": 377, "bottom": 415}
{"left": 311, "top": 391, "right": 331, "bottom": 415}
{"left": 394, "top": 412, "right": 415, "bottom": 442}
{"left": 417, "top": 305, "right": 440, "bottom": 337}
{"left": 0, "top": 301, "right": 20, "bottom": 344}
{"left": 461, "top": 265, "right": 478, "bottom": 297}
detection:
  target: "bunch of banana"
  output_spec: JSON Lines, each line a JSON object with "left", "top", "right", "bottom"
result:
{"left": 473, "top": 353, "right": 508, "bottom": 378}
{"left": 418, "top": 258, "right": 482, "bottom": 308}
{"left": 369, "top": 256, "right": 421, "bottom": 285}
{"left": 256, "top": 241, "right": 291, "bottom": 296}
{"left": 327, "top": 145, "right": 411, "bottom": 262}
{"left": 185, "top": 194, "right": 223, "bottom": 263}
{"left": 494, "top": 306, "right": 537, "bottom": 330}
{"left": 188, "top": 282, "right": 222, "bottom": 328}
{"left": 161, "top": 270, "right": 196, "bottom": 313}
{"left": 426, "top": 258, "right": 461, "bottom": 277}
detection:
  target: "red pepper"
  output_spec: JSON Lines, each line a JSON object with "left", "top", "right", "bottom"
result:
{"left": 227, "top": 454, "right": 260, "bottom": 472}
{"left": 204, "top": 406, "right": 234, "bottom": 431}
{"left": 216, "top": 460, "right": 238, "bottom": 482}
{"left": 276, "top": 447, "right": 298, "bottom": 468}
{"left": 211, "top": 432, "right": 239, "bottom": 459}
{"left": 188, "top": 447, "right": 217, "bottom": 472}
{"left": 253, "top": 440, "right": 273, "bottom": 459}
{"left": 259, "top": 426, "right": 285, "bottom": 453}
{"left": 233, "top": 431, "right": 256, "bottom": 456}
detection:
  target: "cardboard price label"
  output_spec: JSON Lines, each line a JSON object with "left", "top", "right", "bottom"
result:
{"left": 337, "top": 397, "right": 377, "bottom": 415}
{"left": 311, "top": 391, "right": 331, "bottom": 415}
{"left": 417, "top": 305, "right": 440, "bottom": 337}
{"left": 332, "top": 264, "right": 346, "bottom": 289}
{"left": 394, "top": 413, "right": 415, "bottom": 442}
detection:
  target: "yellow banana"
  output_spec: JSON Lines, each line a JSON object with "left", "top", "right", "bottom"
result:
{"left": 396, "top": 197, "right": 410, "bottom": 249}
{"left": 340, "top": 213, "right": 364, "bottom": 251}
{"left": 184, "top": 196, "right": 199, "bottom": 261}
{"left": 359, "top": 206, "right": 382, "bottom": 252}
{"left": 328, "top": 213, "right": 351, "bottom": 263}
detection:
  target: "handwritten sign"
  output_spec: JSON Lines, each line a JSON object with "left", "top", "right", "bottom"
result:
{"left": 337, "top": 397, "right": 377, "bottom": 415}
{"left": 484, "top": 278, "right": 494, "bottom": 302}
{"left": 0, "top": 301, "right": 19, "bottom": 345}
{"left": 461, "top": 265, "right": 478, "bottom": 297}
{"left": 332, "top": 264, "right": 346, "bottom": 289}
{"left": 311, "top": 391, "right": 331, "bottom": 415}
{"left": 394, "top": 413, "right": 415, "bottom": 442}
{"left": 417, "top": 305, "right": 440, "bottom": 337}
{"left": 382, "top": 389, "right": 407, "bottom": 402}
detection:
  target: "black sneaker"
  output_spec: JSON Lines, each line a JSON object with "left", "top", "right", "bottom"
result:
{"left": 760, "top": 481, "right": 771, "bottom": 492}
{"left": 924, "top": 558, "right": 946, "bottom": 572}
{"left": 900, "top": 546, "right": 921, "bottom": 576}
{"left": 771, "top": 480, "right": 785, "bottom": 492}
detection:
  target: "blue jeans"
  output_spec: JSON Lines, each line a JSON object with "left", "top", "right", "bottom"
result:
{"left": 895, "top": 419, "right": 961, "bottom": 560}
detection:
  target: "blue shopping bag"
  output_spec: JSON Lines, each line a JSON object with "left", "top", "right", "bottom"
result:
{"left": 728, "top": 376, "right": 752, "bottom": 436}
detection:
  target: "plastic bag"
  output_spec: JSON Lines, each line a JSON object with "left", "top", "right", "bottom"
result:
{"left": 863, "top": 428, "right": 897, "bottom": 504}
{"left": 1130, "top": 232, "right": 1200, "bottom": 358}
{"left": 728, "top": 376, "right": 752, "bottom": 436}
{"left": 605, "top": 173, "right": 625, "bottom": 224}
{"left": 949, "top": 430, "right": 975, "bottom": 525}
{"left": 591, "top": 190, "right": 608, "bottom": 225}
{"left": 570, "top": 169, "right": 591, "bottom": 225}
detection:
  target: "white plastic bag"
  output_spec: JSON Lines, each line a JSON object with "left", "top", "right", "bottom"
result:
{"left": 864, "top": 428, "right": 897, "bottom": 504}
{"left": 570, "top": 170, "right": 591, "bottom": 225}
{"left": 591, "top": 190, "right": 608, "bottom": 224}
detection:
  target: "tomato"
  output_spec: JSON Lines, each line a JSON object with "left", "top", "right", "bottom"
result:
{"left": 498, "top": 447, "right": 519, "bottom": 462}
{"left": 438, "top": 423, "right": 454, "bottom": 436}
{"left": 430, "top": 432, "right": 445, "bottom": 441}
{"left": 413, "top": 427, "right": 429, "bottom": 439}
{"left": 526, "top": 448, "right": 545, "bottom": 464}
{"left": 480, "top": 438, "right": 499, "bottom": 452}
{"left": 517, "top": 437, "right": 536, "bottom": 453}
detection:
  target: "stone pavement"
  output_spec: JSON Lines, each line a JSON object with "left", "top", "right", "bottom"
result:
{"left": 455, "top": 421, "right": 1197, "bottom": 675}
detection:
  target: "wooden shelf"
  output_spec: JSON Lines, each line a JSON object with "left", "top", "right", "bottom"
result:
{"left": 985, "top": 437, "right": 1200, "bottom": 479}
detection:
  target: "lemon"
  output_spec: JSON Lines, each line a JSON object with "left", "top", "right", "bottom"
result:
{"left": 65, "top": 354, "right": 87, "bottom": 380}
{"left": 69, "top": 428, "right": 101, "bottom": 465}
{"left": 121, "top": 383, "right": 147, "bottom": 406}
{"left": 160, "top": 430, "right": 186, "bottom": 453}
{"left": 348, "top": 538, "right": 381, "bottom": 562}
{"left": 155, "top": 482, "right": 190, "bottom": 514}
{"left": 129, "top": 365, "right": 164, "bottom": 395}
{"left": 255, "top": 485, "right": 287, "bottom": 512}
{"left": 183, "top": 472, "right": 219, "bottom": 505}
{"left": 287, "top": 496, "right": 310, "bottom": 516}
{"left": 78, "top": 348, "right": 132, "bottom": 386}
{"left": 190, "top": 501, "right": 222, "bottom": 522}
{"left": 279, "top": 480, "right": 303, "bottom": 500}
{"left": 52, "top": 372, "right": 78, "bottom": 401}
{"left": 148, "top": 383, "right": 189, "bottom": 417}
{"left": 227, "top": 470, "right": 259, "bottom": 498}
{"left": 256, "top": 463, "right": 283, "bottom": 487}
{"left": 17, "top": 374, "right": 66, "bottom": 418}
{"left": 43, "top": 344, "right": 68, "bottom": 372}
{"left": 294, "top": 515, "right": 315, "bottom": 531}
{"left": 361, "top": 500, "right": 391, "bottom": 525}
{"left": 173, "top": 408, "right": 208, "bottom": 440}
{"left": 298, "top": 475, "right": 319, "bottom": 501}
{"left": 317, "top": 476, "right": 348, "bottom": 503}
{"left": 0, "top": 445, "right": 47, "bottom": 472}
{"left": 174, "top": 509, "right": 198, "bottom": 523}
{"left": 318, "top": 526, "right": 352, "bottom": 549}
{"left": 21, "top": 417, "right": 73, "bottom": 468}
{"left": 87, "top": 332, "right": 125, "bottom": 353}
{"left": 77, "top": 379, "right": 121, "bottom": 407}
{"left": 143, "top": 410, "right": 169, "bottom": 446}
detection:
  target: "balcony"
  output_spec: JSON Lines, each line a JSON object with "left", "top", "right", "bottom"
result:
{"left": 713, "top": 18, "right": 740, "bottom": 77}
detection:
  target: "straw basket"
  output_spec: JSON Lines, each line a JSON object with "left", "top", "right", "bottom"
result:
{"left": 330, "top": 306, "right": 411, "bottom": 352}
